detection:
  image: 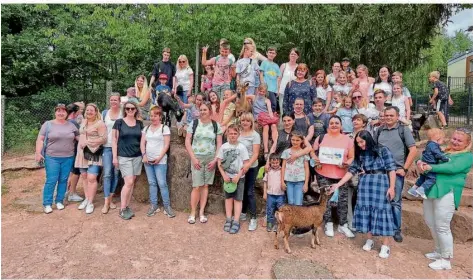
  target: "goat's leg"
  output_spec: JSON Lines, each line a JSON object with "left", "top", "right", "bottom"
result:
{"left": 315, "top": 226, "right": 321, "bottom": 245}
{"left": 311, "top": 227, "right": 317, "bottom": 249}
{"left": 283, "top": 226, "right": 292, "bottom": 254}
{"left": 274, "top": 228, "right": 279, "bottom": 250}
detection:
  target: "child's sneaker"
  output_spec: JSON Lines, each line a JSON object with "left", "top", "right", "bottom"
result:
{"left": 362, "top": 239, "right": 374, "bottom": 251}
{"left": 240, "top": 213, "right": 247, "bottom": 221}
{"left": 266, "top": 222, "right": 273, "bottom": 232}
{"left": 407, "top": 186, "right": 419, "bottom": 197}
{"left": 416, "top": 187, "right": 427, "bottom": 199}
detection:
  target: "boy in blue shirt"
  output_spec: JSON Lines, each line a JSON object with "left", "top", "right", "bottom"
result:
{"left": 153, "top": 73, "right": 172, "bottom": 105}
{"left": 259, "top": 47, "right": 281, "bottom": 112}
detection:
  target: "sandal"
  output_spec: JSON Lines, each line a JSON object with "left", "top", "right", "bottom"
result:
{"left": 188, "top": 215, "right": 196, "bottom": 224}
{"left": 229, "top": 221, "right": 240, "bottom": 234}
{"left": 224, "top": 219, "right": 232, "bottom": 232}
{"left": 200, "top": 215, "right": 208, "bottom": 223}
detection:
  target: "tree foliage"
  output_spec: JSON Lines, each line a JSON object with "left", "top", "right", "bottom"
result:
{"left": 1, "top": 4, "right": 466, "bottom": 98}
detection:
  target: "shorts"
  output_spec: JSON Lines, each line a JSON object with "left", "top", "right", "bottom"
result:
{"left": 224, "top": 178, "right": 245, "bottom": 201}
{"left": 436, "top": 99, "right": 447, "bottom": 115}
{"left": 79, "top": 165, "right": 101, "bottom": 176}
{"left": 212, "top": 83, "right": 230, "bottom": 100}
{"left": 191, "top": 154, "right": 216, "bottom": 187}
{"left": 71, "top": 166, "right": 81, "bottom": 175}
{"left": 118, "top": 156, "right": 143, "bottom": 177}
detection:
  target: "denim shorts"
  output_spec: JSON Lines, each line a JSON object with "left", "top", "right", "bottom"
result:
{"left": 79, "top": 165, "right": 101, "bottom": 175}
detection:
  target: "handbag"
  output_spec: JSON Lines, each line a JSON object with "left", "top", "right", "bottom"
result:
{"left": 83, "top": 145, "right": 103, "bottom": 162}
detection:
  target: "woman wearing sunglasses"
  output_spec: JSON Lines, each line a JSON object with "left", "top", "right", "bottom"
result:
{"left": 112, "top": 101, "right": 144, "bottom": 220}
{"left": 75, "top": 103, "right": 107, "bottom": 214}
{"left": 36, "top": 104, "right": 80, "bottom": 214}
{"left": 417, "top": 128, "right": 472, "bottom": 270}
{"left": 173, "top": 55, "right": 194, "bottom": 104}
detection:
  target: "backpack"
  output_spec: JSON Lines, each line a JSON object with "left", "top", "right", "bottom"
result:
{"left": 375, "top": 122, "right": 409, "bottom": 160}
{"left": 191, "top": 119, "right": 218, "bottom": 145}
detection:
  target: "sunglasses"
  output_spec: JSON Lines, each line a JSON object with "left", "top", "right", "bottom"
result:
{"left": 456, "top": 127, "right": 472, "bottom": 134}
{"left": 178, "top": 60, "right": 186, "bottom": 63}
{"left": 125, "top": 107, "right": 137, "bottom": 111}
{"left": 352, "top": 96, "right": 362, "bottom": 99}
{"left": 244, "top": 42, "right": 251, "bottom": 44}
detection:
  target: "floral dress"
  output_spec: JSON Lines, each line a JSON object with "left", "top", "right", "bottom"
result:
{"left": 348, "top": 146, "right": 396, "bottom": 236}
{"left": 283, "top": 80, "right": 315, "bottom": 115}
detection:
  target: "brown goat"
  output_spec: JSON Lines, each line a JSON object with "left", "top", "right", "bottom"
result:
{"left": 235, "top": 82, "right": 252, "bottom": 118}
{"left": 274, "top": 187, "right": 330, "bottom": 254}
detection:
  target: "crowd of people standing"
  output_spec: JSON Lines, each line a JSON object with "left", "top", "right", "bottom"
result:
{"left": 35, "top": 38, "right": 472, "bottom": 270}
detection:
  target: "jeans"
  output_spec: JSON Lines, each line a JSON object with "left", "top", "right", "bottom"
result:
{"left": 266, "top": 194, "right": 286, "bottom": 224}
{"left": 102, "top": 147, "right": 119, "bottom": 198}
{"left": 268, "top": 91, "right": 278, "bottom": 113}
{"left": 423, "top": 191, "right": 455, "bottom": 258}
{"left": 242, "top": 167, "right": 258, "bottom": 218}
{"left": 415, "top": 172, "right": 437, "bottom": 192}
{"left": 177, "top": 90, "right": 188, "bottom": 104}
{"left": 43, "top": 155, "right": 74, "bottom": 206}
{"left": 144, "top": 163, "right": 170, "bottom": 207}
{"left": 286, "top": 181, "right": 304, "bottom": 206}
{"left": 391, "top": 175, "right": 405, "bottom": 233}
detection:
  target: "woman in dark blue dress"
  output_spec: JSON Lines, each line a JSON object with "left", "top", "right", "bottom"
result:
{"left": 330, "top": 130, "right": 396, "bottom": 259}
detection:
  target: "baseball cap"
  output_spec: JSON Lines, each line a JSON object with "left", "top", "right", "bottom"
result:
{"left": 342, "top": 57, "right": 350, "bottom": 62}
{"left": 159, "top": 73, "right": 168, "bottom": 80}
{"left": 224, "top": 181, "right": 237, "bottom": 193}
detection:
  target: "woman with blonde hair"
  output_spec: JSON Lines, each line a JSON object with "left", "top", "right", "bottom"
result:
{"left": 134, "top": 75, "right": 152, "bottom": 120}
{"left": 173, "top": 54, "right": 194, "bottom": 104}
{"left": 75, "top": 103, "right": 107, "bottom": 214}
{"left": 238, "top": 112, "right": 261, "bottom": 231}
{"left": 239, "top": 38, "right": 267, "bottom": 62}
{"left": 352, "top": 64, "right": 375, "bottom": 103}
{"left": 418, "top": 128, "right": 473, "bottom": 270}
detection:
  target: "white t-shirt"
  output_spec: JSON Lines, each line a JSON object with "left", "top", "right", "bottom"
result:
{"left": 175, "top": 67, "right": 194, "bottom": 91}
{"left": 104, "top": 110, "right": 123, "bottom": 147}
{"left": 372, "top": 82, "right": 393, "bottom": 99}
{"left": 332, "top": 83, "right": 352, "bottom": 95}
{"left": 216, "top": 142, "right": 249, "bottom": 178}
{"left": 238, "top": 130, "right": 261, "bottom": 168}
{"left": 391, "top": 95, "right": 408, "bottom": 119}
{"left": 316, "top": 85, "right": 332, "bottom": 100}
{"left": 143, "top": 124, "right": 171, "bottom": 163}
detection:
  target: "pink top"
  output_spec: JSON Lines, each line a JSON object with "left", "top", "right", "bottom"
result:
{"left": 356, "top": 77, "right": 373, "bottom": 102}
{"left": 263, "top": 168, "right": 284, "bottom": 195}
{"left": 202, "top": 75, "right": 213, "bottom": 92}
{"left": 209, "top": 56, "right": 233, "bottom": 86}
{"left": 313, "top": 133, "right": 353, "bottom": 179}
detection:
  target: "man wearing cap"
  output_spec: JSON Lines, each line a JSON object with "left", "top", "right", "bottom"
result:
{"left": 341, "top": 57, "right": 355, "bottom": 79}
{"left": 149, "top": 47, "right": 176, "bottom": 90}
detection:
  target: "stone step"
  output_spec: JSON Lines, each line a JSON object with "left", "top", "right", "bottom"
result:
{"left": 402, "top": 200, "right": 473, "bottom": 243}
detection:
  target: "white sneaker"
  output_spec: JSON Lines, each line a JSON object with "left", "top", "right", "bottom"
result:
{"left": 44, "top": 205, "right": 53, "bottom": 214}
{"left": 85, "top": 203, "right": 94, "bottom": 214}
{"left": 78, "top": 199, "right": 88, "bottom": 210}
{"left": 248, "top": 218, "right": 258, "bottom": 231}
{"left": 362, "top": 239, "right": 374, "bottom": 251}
{"left": 68, "top": 193, "right": 84, "bottom": 202}
{"left": 338, "top": 223, "right": 355, "bottom": 238}
{"left": 325, "top": 222, "right": 334, "bottom": 237}
{"left": 56, "top": 202, "right": 65, "bottom": 210}
{"left": 428, "top": 259, "right": 451, "bottom": 270}
{"left": 425, "top": 251, "right": 442, "bottom": 260}
{"left": 379, "top": 245, "right": 391, "bottom": 258}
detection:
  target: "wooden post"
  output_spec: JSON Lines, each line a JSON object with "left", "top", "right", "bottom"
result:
{"left": 1, "top": 95, "right": 5, "bottom": 155}
{"left": 106, "top": 80, "right": 113, "bottom": 107}
{"left": 195, "top": 41, "right": 199, "bottom": 95}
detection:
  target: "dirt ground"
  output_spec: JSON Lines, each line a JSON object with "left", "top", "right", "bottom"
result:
{"left": 2, "top": 168, "right": 472, "bottom": 279}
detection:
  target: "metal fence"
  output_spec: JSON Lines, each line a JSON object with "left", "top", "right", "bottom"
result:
{"left": 411, "top": 76, "right": 473, "bottom": 127}
{"left": 1, "top": 82, "right": 108, "bottom": 156}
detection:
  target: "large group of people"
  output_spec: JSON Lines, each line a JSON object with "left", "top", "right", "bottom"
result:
{"left": 35, "top": 38, "right": 472, "bottom": 270}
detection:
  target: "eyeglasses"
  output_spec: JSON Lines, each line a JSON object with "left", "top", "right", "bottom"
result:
{"left": 456, "top": 127, "right": 472, "bottom": 134}
{"left": 125, "top": 107, "right": 137, "bottom": 111}
{"left": 352, "top": 96, "right": 362, "bottom": 99}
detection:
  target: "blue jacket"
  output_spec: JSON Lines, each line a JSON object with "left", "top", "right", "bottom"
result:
{"left": 422, "top": 141, "right": 449, "bottom": 164}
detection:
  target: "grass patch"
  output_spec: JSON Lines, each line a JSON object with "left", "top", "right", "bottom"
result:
{"left": 4, "top": 142, "right": 36, "bottom": 158}
{"left": 2, "top": 184, "right": 9, "bottom": 195}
